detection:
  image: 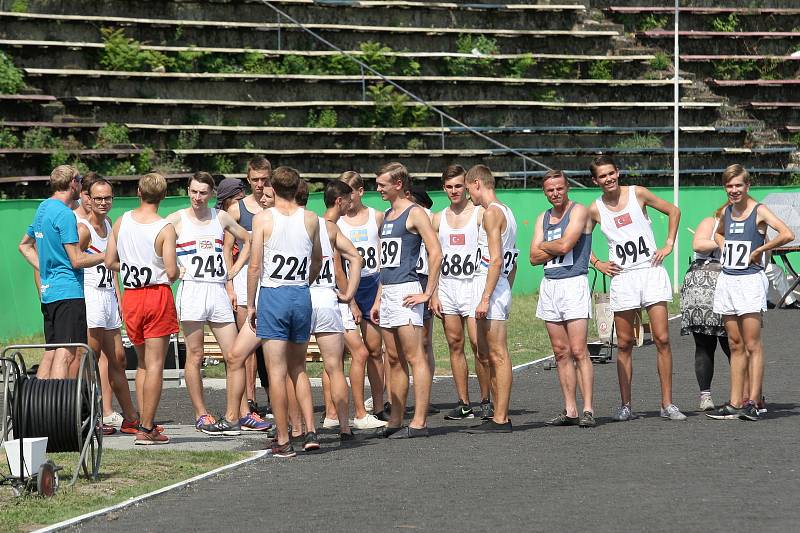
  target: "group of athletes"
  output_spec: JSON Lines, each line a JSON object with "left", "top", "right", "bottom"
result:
{"left": 19, "top": 155, "right": 794, "bottom": 457}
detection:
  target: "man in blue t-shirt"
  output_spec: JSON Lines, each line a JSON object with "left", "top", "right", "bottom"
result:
{"left": 18, "top": 165, "right": 105, "bottom": 378}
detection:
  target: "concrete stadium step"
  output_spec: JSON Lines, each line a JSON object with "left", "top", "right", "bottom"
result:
{"left": 636, "top": 30, "right": 800, "bottom": 56}
{"left": 606, "top": 6, "right": 800, "bottom": 33}
{"left": 678, "top": 55, "right": 800, "bottom": 80}
{"left": 0, "top": 11, "right": 619, "bottom": 54}
{"left": 705, "top": 79, "right": 800, "bottom": 103}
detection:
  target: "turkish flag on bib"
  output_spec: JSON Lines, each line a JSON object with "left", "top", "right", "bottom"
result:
{"left": 614, "top": 213, "right": 632, "bottom": 228}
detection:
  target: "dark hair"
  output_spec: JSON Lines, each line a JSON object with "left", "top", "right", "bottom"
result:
{"left": 324, "top": 180, "right": 353, "bottom": 208}
{"left": 541, "top": 169, "right": 568, "bottom": 188}
{"left": 272, "top": 166, "right": 301, "bottom": 200}
{"left": 339, "top": 170, "right": 363, "bottom": 190}
{"left": 88, "top": 177, "right": 112, "bottom": 196}
{"left": 247, "top": 157, "right": 272, "bottom": 178}
{"left": 81, "top": 171, "right": 102, "bottom": 193}
{"left": 294, "top": 178, "right": 310, "bottom": 206}
{"left": 376, "top": 162, "right": 410, "bottom": 191}
{"left": 188, "top": 171, "right": 216, "bottom": 191}
{"left": 442, "top": 165, "right": 466, "bottom": 182}
{"left": 589, "top": 155, "right": 617, "bottom": 178}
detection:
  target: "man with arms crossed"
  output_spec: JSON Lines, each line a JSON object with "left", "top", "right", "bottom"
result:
{"left": 19, "top": 165, "right": 103, "bottom": 379}
{"left": 588, "top": 156, "right": 686, "bottom": 421}
{"left": 248, "top": 167, "right": 322, "bottom": 457}
{"left": 77, "top": 177, "right": 141, "bottom": 433}
{"left": 430, "top": 165, "right": 493, "bottom": 421}
{"left": 707, "top": 164, "right": 794, "bottom": 421}
{"left": 370, "top": 162, "right": 442, "bottom": 439}
{"left": 463, "top": 165, "right": 518, "bottom": 433}
{"left": 105, "top": 173, "right": 180, "bottom": 444}
{"left": 167, "top": 172, "right": 267, "bottom": 435}
{"left": 530, "top": 170, "right": 595, "bottom": 428}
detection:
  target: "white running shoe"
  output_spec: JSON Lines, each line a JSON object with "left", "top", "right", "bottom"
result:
{"left": 352, "top": 414, "right": 388, "bottom": 429}
{"left": 102, "top": 411, "right": 124, "bottom": 427}
{"left": 322, "top": 417, "right": 340, "bottom": 429}
{"left": 364, "top": 397, "right": 374, "bottom": 413}
{"left": 699, "top": 394, "right": 715, "bottom": 412}
{"left": 660, "top": 404, "right": 688, "bottom": 421}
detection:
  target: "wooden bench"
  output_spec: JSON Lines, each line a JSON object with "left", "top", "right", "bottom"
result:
{"left": 202, "top": 331, "right": 324, "bottom": 363}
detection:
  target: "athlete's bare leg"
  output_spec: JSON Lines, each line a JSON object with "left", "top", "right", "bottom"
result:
{"left": 264, "top": 339, "right": 292, "bottom": 445}
{"left": 317, "top": 333, "right": 351, "bottom": 433}
{"left": 545, "top": 319, "right": 593, "bottom": 417}
{"left": 223, "top": 322, "right": 261, "bottom": 423}
{"left": 286, "top": 375, "right": 303, "bottom": 437}
{"left": 740, "top": 314, "right": 764, "bottom": 402}
{"left": 50, "top": 347, "right": 79, "bottom": 379}
{"left": 383, "top": 324, "right": 431, "bottom": 429}
{"left": 36, "top": 350, "right": 54, "bottom": 379}
{"left": 98, "top": 349, "right": 113, "bottom": 417}
{"left": 321, "top": 369, "right": 337, "bottom": 421}
{"left": 645, "top": 302, "right": 674, "bottom": 407}
{"left": 208, "top": 321, "right": 243, "bottom": 417}
{"left": 133, "top": 336, "right": 168, "bottom": 430}
{"left": 99, "top": 329, "right": 137, "bottom": 420}
{"left": 287, "top": 343, "right": 316, "bottom": 435}
{"left": 235, "top": 307, "right": 258, "bottom": 405}
{"left": 612, "top": 310, "right": 637, "bottom": 406}
{"left": 362, "top": 319, "right": 385, "bottom": 409}
{"left": 478, "top": 319, "right": 512, "bottom": 424}
{"left": 345, "top": 330, "right": 371, "bottom": 419}
{"left": 466, "top": 317, "right": 492, "bottom": 401}
{"left": 182, "top": 321, "right": 210, "bottom": 418}
{"left": 443, "top": 314, "right": 470, "bottom": 404}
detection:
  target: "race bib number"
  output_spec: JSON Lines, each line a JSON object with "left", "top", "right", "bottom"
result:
{"left": 503, "top": 249, "right": 519, "bottom": 276}
{"left": 315, "top": 257, "right": 334, "bottom": 286}
{"left": 95, "top": 264, "right": 114, "bottom": 289}
{"left": 544, "top": 250, "right": 574, "bottom": 269}
{"left": 416, "top": 243, "right": 428, "bottom": 274}
{"left": 441, "top": 252, "right": 476, "bottom": 278}
{"left": 121, "top": 263, "right": 153, "bottom": 289}
{"left": 722, "top": 240, "right": 751, "bottom": 270}
{"left": 381, "top": 238, "right": 402, "bottom": 268}
{"left": 613, "top": 236, "right": 651, "bottom": 267}
{"left": 190, "top": 255, "right": 226, "bottom": 280}
{"left": 269, "top": 253, "right": 309, "bottom": 281}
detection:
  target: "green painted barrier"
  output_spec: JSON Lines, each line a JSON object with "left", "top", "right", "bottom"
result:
{"left": 2, "top": 186, "right": 798, "bottom": 339}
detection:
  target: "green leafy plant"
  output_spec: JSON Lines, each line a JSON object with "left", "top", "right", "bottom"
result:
{"left": 508, "top": 54, "right": 535, "bottom": 78}
{"left": 443, "top": 34, "right": 499, "bottom": 77}
{"left": 406, "top": 138, "right": 424, "bottom": 150}
{"left": 174, "top": 129, "right": 199, "bottom": 150}
{"left": 48, "top": 147, "right": 69, "bottom": 169}
{"left": 542, "top": 60, "right": 576, "bottom": 79}
{"left": 10, "top": 0, "right": 28, "bottom": 13}
{"left": 614, "top": 133, "right": 663, "bottom": 149}
{"left": 359, "top": 41, "right": 396, "bottom": 74}
{"left": 712, "top": 59, "right": 757, "bottom": 80}
{"left": 638, "top": 14, "right": 669, "bottom": 31}
{"left": 0, "top": 51, "right": 25, "bottom": 94}
{"left": 99, "top": 28, "right": 169, "bottom": 71}
{"left": 587, "top": 60, "right": 613, "bottom": 80}
{"left": 212, "top": 155, "right": 235, "bottom": 174}
{"left": 264, "top": 112, "right": 286, "bottom": 126}
{"left": 94, "top": 123, "right": 130, "bottom": 148}
{"left": 711, "top": 14, "right": 740, "bottom": 33}
{"left": 306, "top": 108, "right": 338, "bottom": 128}
{"left": 649, "top": 52, "right": 671, "bottom": 71}
{"left": 136, "top": 147, "right": 154, "bottom": 173}
{"left": 22, "top": 127, "right": 57, "bottom": 149}
{"left": 534, "top": 89, "right": 559, "bottom": 102}
{"left": 790, "top": 132, "right": 800, "bottom": 147}
{"left": 0, "top": 127, "right": 19, "bottom": 148}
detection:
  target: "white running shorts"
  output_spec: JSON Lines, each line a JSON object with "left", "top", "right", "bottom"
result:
{"left": 379, "top": 281, "right": 424, "bottom": 328}
{"left": 177, "top": 281, "right": 235, "bottom": 323}
{"left": 85, "top": 287, "right": 122, "bottom": 330}
{"left": 311, "top": 287, "right": 344, "bottom": 334}
{"left": 469, "top": 275, "right": 512, "bottom": 321}
{"left": 339, "top": 302, "right": 357, "bottom": 331}
{"left": 713, "top": 271, "right": 767, "bottom": 316}
{"left": 438, "top": 276, "right": 474, "bottom": 317}
{"left": 233, "top": 266, "right": 248, "bottom": 307}
{"left": 609, "top": 265, "right": 672, "bottom": 312}
{"left": 536, "top": 275, "right": 592, "bottom": 323}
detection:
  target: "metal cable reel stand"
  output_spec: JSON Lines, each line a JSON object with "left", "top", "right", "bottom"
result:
{"left": 1, "top": 343, "right": 103, "bottom": 493}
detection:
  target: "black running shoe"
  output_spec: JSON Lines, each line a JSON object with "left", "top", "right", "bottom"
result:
{"left": 739, "top": 402, "right": 761, "bottom": 421}
{"left": 375, "top": 409, "right": 391, "bottom": 422}
{"left": 383, "top": 402, "right": 392, "bottom": 415}
{"left": 465, "top": 419, "right": 512, "bottom": 434}
{"left": 271, "top": 441, "right": 296, "bottom": 458}
{"left": 303, "top": 431, "right": 321, "bottom": 451}
{"left": 579, "top": 411, "right": 596, "bottom": 428}
{"left": 546, "top": 411, "right": 579, "bottom": 426}
{"left": 444, "top": 401, "right": 475, "bottom": 420}
{"left": 479, "top": 399, "right": 494, "bottom": 420}
{"left": 340, "top": 431, "right": 356, "bottom": 445}
{"left": 247, "top": 399, "right": 259, "bottom": 415}
{"left": 376, "top": 426, "right": 403, "bottom": 439}
{"left": 387, "top": 426, "right": 429, "bottom": 439}
{"left": 706, "top": 404, "right": 745, "bottom": 420}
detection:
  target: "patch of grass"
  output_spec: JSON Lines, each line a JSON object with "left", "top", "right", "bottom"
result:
{"left": 711, "top": 13, "right": 740, "bottom": 33}
{"left": 614, "top": 133, "right": 664, "bottom": 150}
{"left": 587, "top": 60, "right": 613, "bottom": 80}
{"left": 0, "top": 449, "right": 248, "bottom": 532}
{"left": 306, "top": 108, "right": 338, "bottom": 128}
{"left": 94, "top": 123, "right": 130, "bottom": 148}
{"left": 638, "top": 14, "right": 669, "bottom": 31}
{"left": 649, "top": 52, "right": 671, "bottom": 71}
{"left": 10, "top": 0, "right": 28, "bottom": 13}
{"left": 0, "top": 52, "right": 24, "bottom": 94}
{"left": 0, "top": 127, "right": 19, "bottom": 148}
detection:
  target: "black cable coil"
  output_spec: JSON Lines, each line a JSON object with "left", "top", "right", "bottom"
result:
{"left": 12, "top": 377, "right": 89, "bottom": 453}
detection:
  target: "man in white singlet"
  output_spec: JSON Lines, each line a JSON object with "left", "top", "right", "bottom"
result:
{"left": 77, "top": 177, "right": 140, "bottom": 435}
{"left": 463, "top": 165, "right": 518, "bottom": 434}
{"left": 224, "top": 157, "right": 275, "bottom": 416}
{"left": 105, "top": 173, "right": 180, "bottom": 445}
{"left": 337, "top": 171, "right": 388, "bottom": 424}
{"left": 587, "top": 155, "right": 686, "bottom": 421}
{"left": 249, "top": 167, "right": 322, "bottom": 458}
{"left": 430, "top": 165, "right": 493, "bottom": 421}
{"left": 371, "top": 162, "right": 442, "bottom": 439}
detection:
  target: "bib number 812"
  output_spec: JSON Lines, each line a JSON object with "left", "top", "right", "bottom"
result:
{"left": 614, "top": 236, "right": 651, "bottom": 266}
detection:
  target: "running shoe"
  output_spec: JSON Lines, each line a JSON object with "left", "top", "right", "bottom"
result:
{"left": 660, "top": 404, "right": 687, "bottom": 421}
{"left": 739, "top": 401, "right": 761, "bottom": 421}
{"left": 322, "top": 417, "right": 340, "bottom": 429}
{"left": 756, "top": 396, "right": 767, "bottom": 416}
{"left": 387, "top": 426, "right": 429, "bottom": 439}
{"left": 706, "top": 404, "right": 745, "bottom": 420}
{"left": 376, "top": 426, "right": 403, "bottom": 439}
{"left": 375, "top": 408, "right": 391, "bottom": 422}
{"left": 102, "top": 411, "right": 124, "bottom": 427}
{"left": 121, "top": 417, "right": 163, "bottom": 435}
{"left": 465, "top": 419, "right": 512, "bottom": 434}
{"left": 270, "top": 441, "right": 296, "bottom": 458}
{"left": 240, "top": 412, "right": 271, "bottom": 432}
{"left": 479, "top": 399, "right": 494, "bottom": 420}
{"left": 101, "top": 423, "right": 116, "bottom": 436}
{"left": 134, "top": 427, "right": 170, "bottom": 445}
{"left": 579, "top": 411, "right": 596, "bottom": 428}
{"left": 352, "top": 414, "right": 388, "bottom": 429}
{"left": 204, "top": 418, "right": 242, "bottom": 436}
{"left": 612, "top": 404, "right": 636, "bottom": 421}
{"left": 364, "top": 397, "right": 374, "bottom": 413}
{"left": 303, "top": 432, "right": 321, "bottom": 451}
{"left": 546, "top": 410, "right": 579, "bottom": 426}
{"left": 699, "top": 393, "right": 715, "bottom": 412}
{"left": 195, "top": 414, "right": 217, "bottom": 432}
{"left": 444, "top": 401, "right": 475, "bottom": 420}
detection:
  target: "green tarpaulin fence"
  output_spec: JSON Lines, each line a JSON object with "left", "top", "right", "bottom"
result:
{"left": 2, "top": 186, "right": 797, "bottom": 339}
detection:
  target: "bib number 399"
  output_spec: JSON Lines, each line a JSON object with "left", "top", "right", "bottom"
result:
{"left": 614, "top": 236, "right": 651, "bottom": 266}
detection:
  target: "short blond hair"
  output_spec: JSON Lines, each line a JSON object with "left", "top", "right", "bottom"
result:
{"left": 139, "top": 173, "right": 167, "bottom": 204}
{"left": 376, "top": 162, "right": 410, "bottom": 191}
{"left": 50, "top": 165, "right": 79, "bottom": 193}
{"left": 465, "top": 164, "right": 495, "bottom": 188}
{"left": 722, "top": 164, "right": 750, "bottom": 185}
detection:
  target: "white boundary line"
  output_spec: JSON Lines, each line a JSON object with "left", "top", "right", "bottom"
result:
{"left": 37, "top": 450, "right": 268, "bottom": 532}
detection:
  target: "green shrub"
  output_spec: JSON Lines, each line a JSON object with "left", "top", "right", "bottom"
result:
{"left": 443, "top": 34, "right": 499, "bottom": 77}
{"left": 359, "top": 41, "right": 396, "bottom": 74}
{"left": 95, "top": 123, "right": 130, "bottom": 148}
{"left": 638, "top": 14, "right": 669, "bottom": 31}
{"left": 0, "top": 51, "right": 25, "bottom": 94}
{"left": 711, "top": 14, "right": 740, "bottom": 32}
{"left": 508, "top": 54, "right": 535, "bottom": 78}
{"left": 264, "top": 113, "right": 286, "bottom": 127}
{"left": 174, "top": 129, "right": 199, "bottom": 150}
{"left": 99, "top": 28, "right": 168, "bottom": 71}
{"left": 542, "top": 60, "right": 575, "bottom": 79}
{"left": 649, "top": 52, "right": 671, "bottom": 71}
{"left": 48, "top": 147, "right": 69, "bottom": 169}
{"left": 10, "top": 0, "right": 28, "bottom": 13}
{"left": 790, "top": 133, "right": 800, "bottom": 147}
{"left": 406, "top": 138, "right": 424, "bottom": 150}
{"left": 212, "top": 155, "right": 235, "bottom": 174}
{"left": 136, "top": 147, "right": 154, "bottom": 174}
{"left": 713, "top": 59, "right": 757, "bottom": 80}
{"left": 0, "top": 128, "right": 19, "bottom": 148}
{"left": 22, "top": 127, "right": 57, "bottom": 149}
{"left": 614, "top": 133, "right": 663, "bottom": 149}
{"left": 588, "top": 60, "right": 613, "bottom": 80}
{"left": 307, "top": 108, "right": 338, "bottom": 128}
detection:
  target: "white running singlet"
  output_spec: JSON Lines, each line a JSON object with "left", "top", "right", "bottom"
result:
{"left": 595, "top": 186, "right": 658, "bottom": 272}
{"left": 78, "top": 218, "right": 114, "bottom": 291}
{"left": 337, "top": 207, "right": 380, "bottom": 276}
{"left": 439, "top": 206, "right": 481, "bottom": 280}
{"left": 176, "top": 209, "right": 227, "bottom": 284}
{"left": 476, "top": 202, "right": 518, "bottom": 278}
{"left": 117, "top": 211, "right": 171, "bottom": 288}
{"left": 261, "top": 207, "right": 313, "bottom": 288}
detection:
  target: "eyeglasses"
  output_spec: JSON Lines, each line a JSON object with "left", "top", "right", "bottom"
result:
{"left": 91, "top": 196, "right": 113, "bottom": 203}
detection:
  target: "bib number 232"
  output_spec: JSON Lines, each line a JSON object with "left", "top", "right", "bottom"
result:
{"left": 121, "top": 264, "right": 153, "bottom": 288}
